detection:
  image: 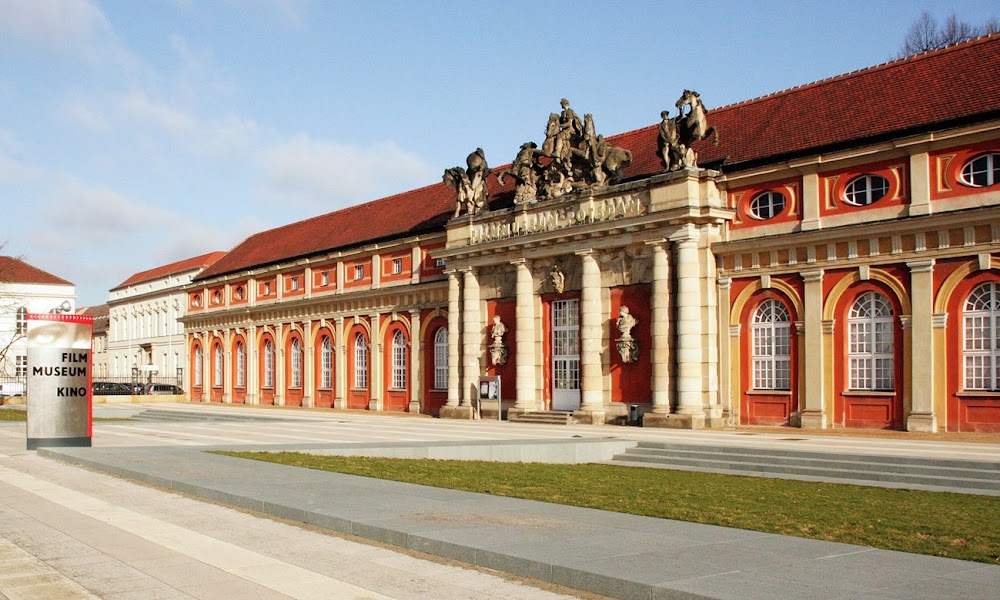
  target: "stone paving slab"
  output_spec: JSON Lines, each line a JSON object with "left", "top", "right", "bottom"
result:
{"left": 39, "top": 444, "right": 1000, "bottom": 600}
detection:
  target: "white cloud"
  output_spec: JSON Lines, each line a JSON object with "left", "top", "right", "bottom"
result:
{"left": 0, "top": 0, "right": 112, "bottom": 53}
{"left": 59, "top": 100, "right": 110, "bottom": 132}
{"left": 44, "top": 178, "right": 180, "bottom": 237}
{"left": 257, "top": 135, "right": 435, "bottom": 208}
{"left": 119, "top": 91, "right": 197, "bottom": 135}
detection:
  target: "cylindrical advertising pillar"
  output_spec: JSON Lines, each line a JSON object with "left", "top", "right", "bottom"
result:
{"left": 26, "top": 313, "right": 94, "bottom": 450}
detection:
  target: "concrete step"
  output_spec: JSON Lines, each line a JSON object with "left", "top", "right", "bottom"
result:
{"left": 508, "top": 411, "right": 575, "bottom": 425}
{"left": 131, "top": 408, "right": 298, "bottom": 423}
{"left": 609, "top": 442, "right": 1000, "bottom": 493}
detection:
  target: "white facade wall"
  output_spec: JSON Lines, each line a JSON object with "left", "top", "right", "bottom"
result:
{"left": 0, "top": 281, "right": 76, "bottom": 377}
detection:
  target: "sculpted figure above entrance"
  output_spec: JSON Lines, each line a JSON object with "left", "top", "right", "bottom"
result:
{"left": 445, "top": 147, "right": 493, "bottom": 217}
{"left": 659, "top": 89, "right": 719, "bottom": 171}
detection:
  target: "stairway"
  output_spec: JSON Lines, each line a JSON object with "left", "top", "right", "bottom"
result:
{"left": 608, "top": 442, "right": 1000, "bottom": 494}
{"left": 507, "top": 411, "right": 576, "bottom": 425}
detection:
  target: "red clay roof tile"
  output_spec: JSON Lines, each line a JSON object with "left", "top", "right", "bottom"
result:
{"left": 113, "top": 251, "right": 227, "bottom": 290}
{"left": 0, "top": 256, "right": 73, "bottom": 286}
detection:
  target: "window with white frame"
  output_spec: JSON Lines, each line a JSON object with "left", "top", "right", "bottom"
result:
{"left": 194, "top": 346, "right": 203, "bottom": 386}
{"left": 391, "top": 258, "right": 403, "bottom": 275}
{"left": 15, "top": 355, "right": 27, "bottom": 377}
{"left": 748, "top": 191, "right": 786, "bottom": 220}
{"left": 321, "top": 336, "right": 333, "bottom": 388}
{"left": 290, "top": 339, "right": 302, "bottom": 387}
{"left": 844, "top": 174, "right": 890, "bottom": 206}
{"left": 15, "top": 307, "right": 27, "bottom": 335}
{"left": 961, "top": 153, "right": 1000, "bottom": 188}
{"left": 264, "top": 340, "right": 274, "bottom": 387}
{"left": 391, "top": 330, "right": 406, "bottom": 389}
{"left": 236, "top": 342, "right": 246, "bottom": 388}
{"left": 353, "top": 334, "right": 368, "bottom": 388}
{"left": 433, "top": 327, "right": 448, "bottom": 389}
{"left": 751, "top": 300, "right": 791, "bottom": 390}
{"left": 320, "top": 271, "right": 330, "bottom": 287}
{"left": 354, "top": 265, "right": 365, "bottom": 280}
{"left": 848, "top": 291, "right": 895, "bottom": 390}
{"left": 963, "top": 281, "right": 1000, "bottom": 391}
{"left": 213, "top": 345, "right": 223, "bottom": 387}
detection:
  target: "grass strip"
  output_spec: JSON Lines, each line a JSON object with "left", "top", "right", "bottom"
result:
{"left": 215, "top": 451, "right": 1000, "bottom": 564}
{"left": 0, "top": 410, "right": 129, "bottom": 422}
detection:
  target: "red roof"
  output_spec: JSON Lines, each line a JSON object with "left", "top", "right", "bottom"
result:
{"left": 0, "top": 256, "right": 73, "bottom": 286}
{"left": 198, "top": 34, "right": 1000, "bottom": 281}
{"left": 113, "top": 251, "right": 226, "bottom": 289}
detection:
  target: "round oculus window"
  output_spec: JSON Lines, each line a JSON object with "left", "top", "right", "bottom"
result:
{"left": 748, "top": 191, "right": 786, "bottom": 220}
{"left": 844, "top": 174, "right": 890, "bottom": 206}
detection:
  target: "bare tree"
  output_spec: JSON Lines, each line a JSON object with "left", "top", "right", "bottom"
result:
{"left": 899, "top": 11, "right": 1000, "bottom": 57}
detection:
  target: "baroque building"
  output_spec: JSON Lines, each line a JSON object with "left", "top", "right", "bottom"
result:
{"left": 183, "top": 35, "right": 1000, "bottom": 432}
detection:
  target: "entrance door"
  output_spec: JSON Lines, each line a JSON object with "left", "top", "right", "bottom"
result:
{"left": 551, "top": 299, "right": 581, "bottom": 411}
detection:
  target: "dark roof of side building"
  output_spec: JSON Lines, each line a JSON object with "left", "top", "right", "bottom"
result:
{"left": 197, "top": 34, "right": 1000, "bottom": 282}
{"left": 0, "top": 256, "right": 73, "bottom": 286}
{"left": 113, "top": 251, "right": 227, "bottom": 290}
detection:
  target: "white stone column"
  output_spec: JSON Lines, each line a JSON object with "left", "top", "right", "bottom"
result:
{"left": 648, "top": 240, "right": 671, "bottom": 414}
{"left": 907, "top": 259, "right": 937, "bottom": 432}
{"left": 446, "top": 271, "right": 461, "bottom": 408}
{"left": 274, "top": 326, "right": 285, "bottom": 406}
{"left": 369, "top": 313, "right": 381, "bottom": 411}
{"left": 222, "top": 331, "right": 232, "bottom": 404}
{"left": 800, "top": 269, "right": 827, "bottom": 428}
{"left": 717, "top": 276, "right": 733, "bottom": 423}
{"left": 333, "top": 317, "right": 346, "bottom": 409}
{"left": 461, "top": 268, "right": 482, "bottom": 409}
{"left": 246, "top": 325, "right": 258, "bottom": 405}
{"left": 512, "top": 259, "right": 537, "bottom": 411}
{"left": 302, "top": 321, "right": 314, "bottom": 408}
{"left": 409, "top": 309, "right": 421, "bottom": 413}
{"left": 577, "top": 250, "right": 604, "bottom": 420}
{"left": 671, "top": 227, "right": 705, "bottom": 425}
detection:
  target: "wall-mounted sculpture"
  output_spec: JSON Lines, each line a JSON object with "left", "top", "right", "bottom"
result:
{"left": 489, "top": 315, "right": 508, "bottom": 366}
{"left": 549, "top": 264, "right": 565, "bottom": 294}
{"left": 616, "top": 305, "right": 639, "bottom": 363}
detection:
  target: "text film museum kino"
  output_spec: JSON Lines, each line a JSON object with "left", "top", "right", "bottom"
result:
{"left": 181, "top": 36, "right": 1000, "bottom": 433}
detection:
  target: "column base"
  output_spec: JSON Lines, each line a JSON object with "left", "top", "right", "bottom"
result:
{"left": 333, "top": 397, "right": 346, "bottom": 409}
{"left": 408, "top": 400, "right": 421, "bottom": 414}
{"left": 906, "top": 412, "right": 938, "bottom": 433}
{"left": 799, "top": 410, "right": 827, "bottom": 429}
{"left": 439, "top": 405, "right": 476, "bottom": 420}
{"left": 642, "top": 413, "right": 705, "bottom": 429}
{"left": 368, "top": 398, "right": 382, "bottom": 412}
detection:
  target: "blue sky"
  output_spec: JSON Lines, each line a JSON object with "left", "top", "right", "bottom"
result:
{"left": 2, "top": 0, "right": 997, "bottom": 306}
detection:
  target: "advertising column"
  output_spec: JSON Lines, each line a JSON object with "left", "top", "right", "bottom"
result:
{"left": 26, "top": 313, "right": 94, "bottom": 450}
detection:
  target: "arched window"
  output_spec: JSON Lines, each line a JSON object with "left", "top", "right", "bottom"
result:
{"left": 848, "top": 292, "right": 894, "bottom": 390}
{"left": 321, "top": 336, "right": 333, "bottom": 389}
{"left": 194, "top": 346, "right": 203, "bottom": 387}
{"left": 290, "top": 338, "right": 302, "bottom": 387}
{"left": 961, "top": 153, "right": 1000, "bottom": 188}
{"left": 964, "top": 281, "right": 1000, "bottom": 391}
{"left": 391, "top": 330, "right": 407, "bottom": 389}
{"left": 15, "top": 307, "right": 27, "bottom": 335}
{"left": 213, "top": 344, "right": 223, "bottom": 387}
{"left": 433, "top": 327, "right": 448, "bottom": 390}
{"left": 264, "top": 340, "right": 274, "bottom": 388}
{"left": 236, "top": 342, "right": 246, "bottom": 388}
{"left": 751, "top": 300, "right": 791, "bottom": 390}
{"left": 353, "top": 334, "right": 368, "bottom": 389}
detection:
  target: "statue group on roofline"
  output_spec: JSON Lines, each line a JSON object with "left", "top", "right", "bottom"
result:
{"left": 658, "top": 89, "right": 718, "bottom": 171}
{"left": 446, "top": 92, "right": 718, "bottom": 217}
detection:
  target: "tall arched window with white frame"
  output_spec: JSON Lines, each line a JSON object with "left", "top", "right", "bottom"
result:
{"left": 353, "top": 334, "right": 368, "bottom": 389}
{"left": 236, "top": 342, "right": 246, "bottom": 388}
{"left": 194, "top": 346, "right": 203, "bottom": 387}
{"left": 213, "top": 344, "right": 223, "bottom": 387}
{"left": 433, "top": 327, "right": 448, "bottom": 390}
{"left": 964, "top": 281, "right": 1000, "bottom": 391}
{"left": 264, "top": 340, "right": 274, "bottom": 388}
{"left": 848, "top": 291, "right": 895, "bottom": 390}
{"left": 391, "top": 330, "right": 406, "bottom": 389}
{"left": 321, "top": 336, "right": 333, "bottom": 389}
{"left": 290, "top": 338, "right": 302, "bottom": 387}
{"left": 751, "top": 299, "right": 791, "bottom": 390}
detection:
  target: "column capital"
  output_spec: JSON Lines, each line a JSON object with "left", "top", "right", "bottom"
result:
{"left": 906, "top": 258, "right": 936, "bottom": 273}
{"left": 668, "top": 223, "right": 699, "bottom": 242}
{"left": 801, "top": 268, "right": 824, "bottom": 283}
{"left": 645, "top": 238, "right": 667, "bottom": 248}
{"left": 574, "top": 248, "right": 596, "bottom": 258}
{"left": 509, "top": 258, "right": 532, "bottom": 267}
{"left": 717, "top": 276, "right": 732, "bottom": 290}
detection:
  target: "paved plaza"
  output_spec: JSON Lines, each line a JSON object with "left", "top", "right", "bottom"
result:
{"left": 1, "top": 403, "right": 999, "bottom": 599}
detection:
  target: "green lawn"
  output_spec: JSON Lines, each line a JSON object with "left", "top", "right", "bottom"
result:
{"left": 216, "top": 451, "right": 1000, "bottom": 564}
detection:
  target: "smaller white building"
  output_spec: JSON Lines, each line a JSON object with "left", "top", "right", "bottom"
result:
{"left": 108, "top": 252, "right": 224, "bottom": 386}
{"left": 0, "top": 256, "right": 76, "bottom": 382}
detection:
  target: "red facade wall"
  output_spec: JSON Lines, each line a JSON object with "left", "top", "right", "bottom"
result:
{"left": 609, "top": 285, "right": 651, "bottom": 404}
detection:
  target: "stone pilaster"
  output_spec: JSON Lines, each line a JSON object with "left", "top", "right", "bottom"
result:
{"left": 667, "top": 227, "right": 705, "bottom": 427}
{"left": 648, "top": 241, "right": 671, "bottom": 415}
{"left": 246, "top": 325, "right": 258, "bottom": 405}
{"left": 800, "top": 269, "right": 827, "bottom": 429}
{"left": 368, "top": 313, "right": 382, "bottom": 411}
{"left": 302, "top": 321, "right": 314, "bottom": 408}
{"left": 512, "top": 259, "right": 538, "bottom": 414}
{"left": 906, "top": 259, "right": 937, "bottom": 432}
{"left": 409, "top": 309, "right": 421, "bottom": 414}
{"left": 333, "top": 317, "right": 346, "bottom": 409}
{"left": 577, "top": 250, "right": 605, "bottom": 424}
{"left": 222, "top": 331, "right": 232, "bottom": 404}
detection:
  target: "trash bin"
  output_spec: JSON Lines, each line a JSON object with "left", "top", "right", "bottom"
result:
{"left": 628, "top": 404, "right": 639, "bottom": 426}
